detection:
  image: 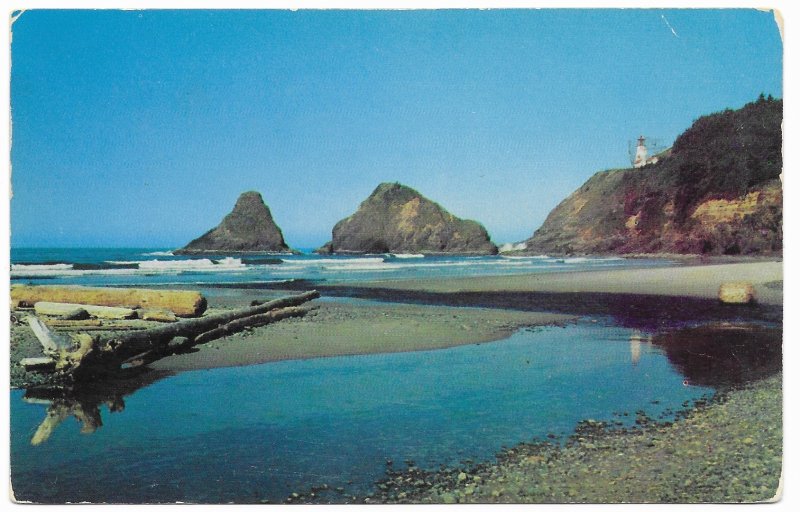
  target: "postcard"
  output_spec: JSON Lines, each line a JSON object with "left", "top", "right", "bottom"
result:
{"left": 8, "top": 8, "right": 783, "bottom": 504}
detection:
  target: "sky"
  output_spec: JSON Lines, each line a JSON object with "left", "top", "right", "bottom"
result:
{"left": 9, "top": 9, "right": 783, "bottom": 249}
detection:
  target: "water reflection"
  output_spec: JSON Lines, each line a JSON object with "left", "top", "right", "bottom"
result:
{"left": 22, "top": 369, "right": 172, "bottom": 445}
{"left": 629, "top": 331, "right": 652, "bottom": 366}
{"left": 652, "top": 323, "right": 781, "bottom": 388}
{"left": 17, "top": 321, "right": 779, "bottom": 449}
{"left": 11, "top": 320, "right": 760, "bottom": 504}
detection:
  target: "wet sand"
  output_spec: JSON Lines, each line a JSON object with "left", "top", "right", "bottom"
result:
{"left": 150, "top": 301, "right": 574, "bottom": 372}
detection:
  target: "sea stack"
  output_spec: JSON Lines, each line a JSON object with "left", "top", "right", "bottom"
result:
{"left": 317, "top": 182, "right": 498, "bottom": 255}
{"left": 176, "top": 191, "right": 290, "bottom": 253}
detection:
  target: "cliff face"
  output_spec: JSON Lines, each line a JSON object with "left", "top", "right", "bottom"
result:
{"left": 523, "top": 97, "right": 782, "bottom": 256}
{"left": 177, "top": 191, "right": 290, "bottom": 253}
{"left": 318, "top": 183, "right": 498, "bottom": 255}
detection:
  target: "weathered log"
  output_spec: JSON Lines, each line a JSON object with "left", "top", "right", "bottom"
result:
{"left": 121, "top": 307, "right": 313, "bottom": 368}
{"left": 193, "top": 305, "right": 312, "bottom": 345}
{"left": 96, "top": 290, "right": 320, "bottom": 358}
{"left": 51, "top": 325, "right": 149, "bottom": 332}
{"left": 31, "top": 290, "right": 320, "bottom": 381}
{"left": 34, "top": 301, "right": 137, "bottom": 320}
{"left": 43, "top": 319, "right": 104, "bottom": 328}
{"left": 11, "top": 285, "right": 207, "bottom": 317}
{"left": 27, "top": 316, "right": 73, "bottom": 352}
{"left": 21, "top": 357, "right": 57, "bottom": 373}
{"left": 60, "top": 308, "right": 92, "bottom": 320}
{"left": 136, "top": 308, "right": 178, "bottom": 322}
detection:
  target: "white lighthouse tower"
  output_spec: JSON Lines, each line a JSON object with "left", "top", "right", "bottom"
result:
{"left": 633, "top": 135, "right": 648, "bottom": 168}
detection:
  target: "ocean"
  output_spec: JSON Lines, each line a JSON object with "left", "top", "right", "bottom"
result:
{"left": 10, "top": 247, "right": 675, "bottom": 288}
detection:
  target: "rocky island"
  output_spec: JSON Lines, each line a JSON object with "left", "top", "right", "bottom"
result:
{"left": 520, "top": 96, "right": 782, "bottom": 256}
{"left": 176, "top": 191, "right": 291, "bottom": 254}
{"left": 317, "top": 182, "right": 498, "bottom": 255}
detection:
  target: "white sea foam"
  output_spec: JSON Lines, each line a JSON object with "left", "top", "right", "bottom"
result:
{"left": 11, "top": 263, "right": 73, "bottom": 272}
{"left": 319, "top": 258, "right": 390, "bottom": 271}
{"left": 11, "top": 267, "right": 139, "bottom": 278}
{"left": 280, "top": 257, "right": 385, "bottom": 267}
{"left": 11, "top": 257, "right": 248, "bottom": 278}
{"left": 11, "top": 252, "right": 635, "bottom": 282}
{"left": 138, "top": 257, "right": 246, "bottom": 271}
{"left": 142, "top": 251, "right": 175, "bottom": 257}
{"left": 500, "top": 255, "right": 550, "bottom": 260}
{"left": 498, "top": 242, "right": 528, "bottom": 253}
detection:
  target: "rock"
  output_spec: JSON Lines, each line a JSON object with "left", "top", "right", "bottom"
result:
{"left": 718, "top": 282, "right": 756, "bottom": 304}
{"left": 177, "top": 191, "right": 291, "bottom": 254}
{"left": 316, "top": 182, "right": 497, "bottom": 255}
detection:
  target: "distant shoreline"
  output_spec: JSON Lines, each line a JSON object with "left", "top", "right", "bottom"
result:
{"left": 347, "top": 260, "right": 783, "bottom": 306}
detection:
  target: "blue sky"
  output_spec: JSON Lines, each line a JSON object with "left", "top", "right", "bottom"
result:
{"left": 10, "top": 9, "right": 782, "bottom": 249}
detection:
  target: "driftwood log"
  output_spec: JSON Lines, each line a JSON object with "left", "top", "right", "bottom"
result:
{"left": 34, "top": 301, "right": 138, "bottom": 320}
{"left": 136, "top": 308, "right": 178, "bottom": 322}
{"left": 11, "top": 285, "right": 207, "bottom": 317}
{"left": 24, "top": 290, "right": 320, "bottom": 382}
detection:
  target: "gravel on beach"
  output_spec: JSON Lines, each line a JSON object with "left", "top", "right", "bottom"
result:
{"left": 361, "top": 373, "right": 782, "bottom": 504}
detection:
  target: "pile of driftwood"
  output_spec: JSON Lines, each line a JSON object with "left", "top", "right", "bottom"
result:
{"left": 13, "top": 285, "right": 319, "bottom": 383}
{"left": 12, "top": 284, "right": 209, "bottom": 320}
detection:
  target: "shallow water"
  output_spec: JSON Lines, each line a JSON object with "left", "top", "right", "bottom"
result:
{"left": 10, "top": 320, "right": 730, "bottom": 504}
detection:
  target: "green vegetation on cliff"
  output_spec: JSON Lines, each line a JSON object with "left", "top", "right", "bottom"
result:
{"left": 524, "top": 96, "right": 782, "bottom": 255}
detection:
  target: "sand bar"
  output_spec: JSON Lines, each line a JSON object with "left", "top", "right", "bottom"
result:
{"left": 355, "top": 261, "right": 783, "bottom": 305}
{"left": 149, "top": 301, "right": 574, "bottom": 373}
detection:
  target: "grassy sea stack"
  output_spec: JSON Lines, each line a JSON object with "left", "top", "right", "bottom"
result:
{"left": 177, "top": 191, "right": 291, "bottom": 254}
{"left": 522, "top": 96, "right": 782, "bottom": 256}
{"left": 317, "top": 182, "right": 498, "bottom": 255}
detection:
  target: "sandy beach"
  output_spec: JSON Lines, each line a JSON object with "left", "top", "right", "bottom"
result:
{"left": 355, "top": 261, "right": 783, "bottom": 305}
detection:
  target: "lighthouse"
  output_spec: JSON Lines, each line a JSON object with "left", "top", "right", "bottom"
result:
{"left": 633, "top": 135, "right": 648, "bottom": 168}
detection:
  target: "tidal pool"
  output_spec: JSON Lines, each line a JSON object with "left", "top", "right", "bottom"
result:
{"left": 10, "top": 320, "right": 777, "bottom": 504}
